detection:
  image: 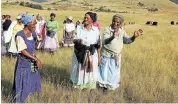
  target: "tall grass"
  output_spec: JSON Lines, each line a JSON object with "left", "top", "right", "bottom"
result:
{"left": 1, "top": 2, "right": 178, "bottom": 103}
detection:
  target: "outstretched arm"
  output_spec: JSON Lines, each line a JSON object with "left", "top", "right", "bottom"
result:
{"left": 123, "top": 29, "right": 143, "bottom": 44}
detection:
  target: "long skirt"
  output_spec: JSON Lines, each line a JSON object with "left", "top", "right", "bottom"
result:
{"left": 97, "top": 55, "right": 121, "bottom": 90}
{"left": 43, "top": 34, "right": 59, "bottom": 51}
{"left": 70, "top": 51, "right": 98, "bottom": 89}
{"left": 62, "top": 31, "right": 74, "bottom": 47}
{"left": 13, "top": 57, "right": 41, "bottom": 103}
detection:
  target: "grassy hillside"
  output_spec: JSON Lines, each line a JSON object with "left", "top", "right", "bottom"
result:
{"left": 1, "top": 0, "right": 178, "bottom": 103}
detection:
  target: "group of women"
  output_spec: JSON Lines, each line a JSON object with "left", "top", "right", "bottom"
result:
{"left": 2, "top": 12, "right": 143, "bottom": 103}
{"left": 1, "top": 13, "right": 59, "bottom": 56}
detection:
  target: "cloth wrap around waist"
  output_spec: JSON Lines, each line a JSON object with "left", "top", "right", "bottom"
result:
{"left": 18, "top": 53, "right": 38, "bottom": 72}
{"left": 74, "top": 40, "right": 100, "bottom": 72}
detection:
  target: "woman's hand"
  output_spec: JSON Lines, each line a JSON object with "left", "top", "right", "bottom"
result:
{"left": 36, "top": 59, "right": 42, "bottom": 69}
{"left": 134, "top": 29, "right": 143, "bottom": 38}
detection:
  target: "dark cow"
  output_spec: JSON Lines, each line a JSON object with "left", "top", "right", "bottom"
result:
{"left": 146, "top": 21, "right": 152, "bottom": 25}
{"left": 129, "top": 22, "right": 135, "bottom": 25}
{"left": 176, "top": 22, "right": 178, "bottom": 25}
{"left": 152, "top": 21, "right": 158, "bottom": 26}
{"left": 170, "top": 21, "right": 174, "bottom": 25}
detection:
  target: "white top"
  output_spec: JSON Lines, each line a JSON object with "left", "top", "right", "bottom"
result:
{"left": 64, "top": 23, "right": 75, "bottom": 32}
{"left": 75, "top": 25, "right": 100, "bottom": 46}
{"left": 36, "top": 20, "right": 42, "bottom": 34}
{"left": 16, "top": 34, "right": 33, "bottom": 52}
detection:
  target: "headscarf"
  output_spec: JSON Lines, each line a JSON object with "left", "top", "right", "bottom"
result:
{"left": 21, "top": 14, "right": 34, "bottom": 25}
{"left": 93, "top": 13, "right": 97, "bottom": 22}
{"left": 85, "top": 12, "right": 95, "bottom": 22}
{"left": 112, "top": 14, "right": 124, "bottom": 27}
{"left": 16, "top": 15, "right": 22, "bottom": 20}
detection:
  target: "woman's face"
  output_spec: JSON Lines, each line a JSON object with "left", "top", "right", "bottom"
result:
{"left": 27, "top": 20, "right": 36, "bottom": 32}
{"left": 112, "top": 19, "right": 121, "bottom": 29}
{"left": 36, "top": 16, "right": 41, "bottom": 21}
{"left": 17, "top": 19, "right": 22, "bottom": 23}
{"left": 2, "top": 15, "right": 6, "bottom": 20}
{"left": 84, "top": 14, "right": 93, "bottom": 26}
{"left": 50, "top": 15, "right": 55, "bottom": 21}
{"left": 76, "top": 21, "right": 80, "bottom": 25}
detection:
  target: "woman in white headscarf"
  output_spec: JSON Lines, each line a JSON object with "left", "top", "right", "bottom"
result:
{"left": 62, "top": 16, "right": 75, "bottom": 47}
{"left": 5, "top": 15, "right": 24, "bottom": 56}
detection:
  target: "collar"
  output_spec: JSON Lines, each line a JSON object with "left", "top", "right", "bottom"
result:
{"left": 109, "top": 26, "right": 123, "bottom": 32}
{"left": 81, "top": 24, "right": 95, "bottom": 31}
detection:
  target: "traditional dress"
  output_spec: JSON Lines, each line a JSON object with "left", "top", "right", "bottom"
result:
{"left": 5, "top": 21, "right": 24, "bottom": 55}
{"left": 70, "top": 25, "right": 100, "bottom": 89}
{"left": 62, "top": 23, "right": 75, "bottom": 46}
{"left": 43, "top": 20, "right": 59, "bottom": 51}
{"left": 35, "top": 20, "right": 43, "bottom": 49}
{"left": 13, "top": 30, "right": 41, "bottom": 103}
{"left": 98, "top": 26, "right": 135, "bottom": 90}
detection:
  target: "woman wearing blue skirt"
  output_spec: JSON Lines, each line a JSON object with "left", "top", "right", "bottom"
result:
{"left": 98, "top": 14, "right": 143, "bottom": 90}
{"left": 13, "top": 14, "right": 42, "bottom": 103}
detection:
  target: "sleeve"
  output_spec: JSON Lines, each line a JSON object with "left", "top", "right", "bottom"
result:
{"left": 46, "top": 21, "right": 49, "bottom": 30}
{"left": 16, "top": 36, "right": 27, "bottom": 52}
{"left": 102, "top": 28, "right": 111, "bottom": 45}
{"left": 122, "top": 28, "right": 135, "bottom": 44}
{"left": 53, "top": 21, "right": 59, "bottom": 32}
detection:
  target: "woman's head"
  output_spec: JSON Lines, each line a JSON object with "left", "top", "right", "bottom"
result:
{"left": 6, "top": 15, "right": 11, "bottom": 20}
{"left": 76, "top": 20, "right": 81, "bottom": 25}
{"left": 16, "top": 15, "right": 22, "bottom": 23}
{"left": 83, "top": 12, "right": 95, "bottom": 26}
{"left": 50, "top": 13, "right": 56, "bottom": 21}
{"left": 111, "top": 14, "right": 124, "bottom": 29}
{"left": 2, "top": 15, "right": 6, "bottom": 20}
{"left": 67, "top": 16, "right": 73, "bottom": 23}
{"left": 36, "top": 14, "right": 41, "bottom": 21}
{"left": 21, "top": 14, "right": 36, "bottom": 32}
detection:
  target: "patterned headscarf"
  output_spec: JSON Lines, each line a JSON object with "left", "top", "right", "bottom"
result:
{"left": 112, "top": 14, "right": 124, "bottom": 27}
{"left": 21, "top": 14, "right": 34, "bottom": 25}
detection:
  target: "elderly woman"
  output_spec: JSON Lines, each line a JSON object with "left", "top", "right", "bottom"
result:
{"left": 13, "top": 14, "right": 42, "bottom": 103}
{"left": 98, "top": 14, "right": 143, "bottom": 91}
{"left": 43, "top": 13, "right": 59, "bottom": 53}
{"left": 70, "top": 12, "right": 101, "bottom": 89}
{"left": 62, "top": 16, "right": 75, "bottom": 47}
{"left": 5, "top": 15, "right": 24, "bottom": 56}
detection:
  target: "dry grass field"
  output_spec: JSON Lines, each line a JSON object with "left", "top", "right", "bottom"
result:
{"left": 1, "top": 0, "right": 178, "bottom": 103}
